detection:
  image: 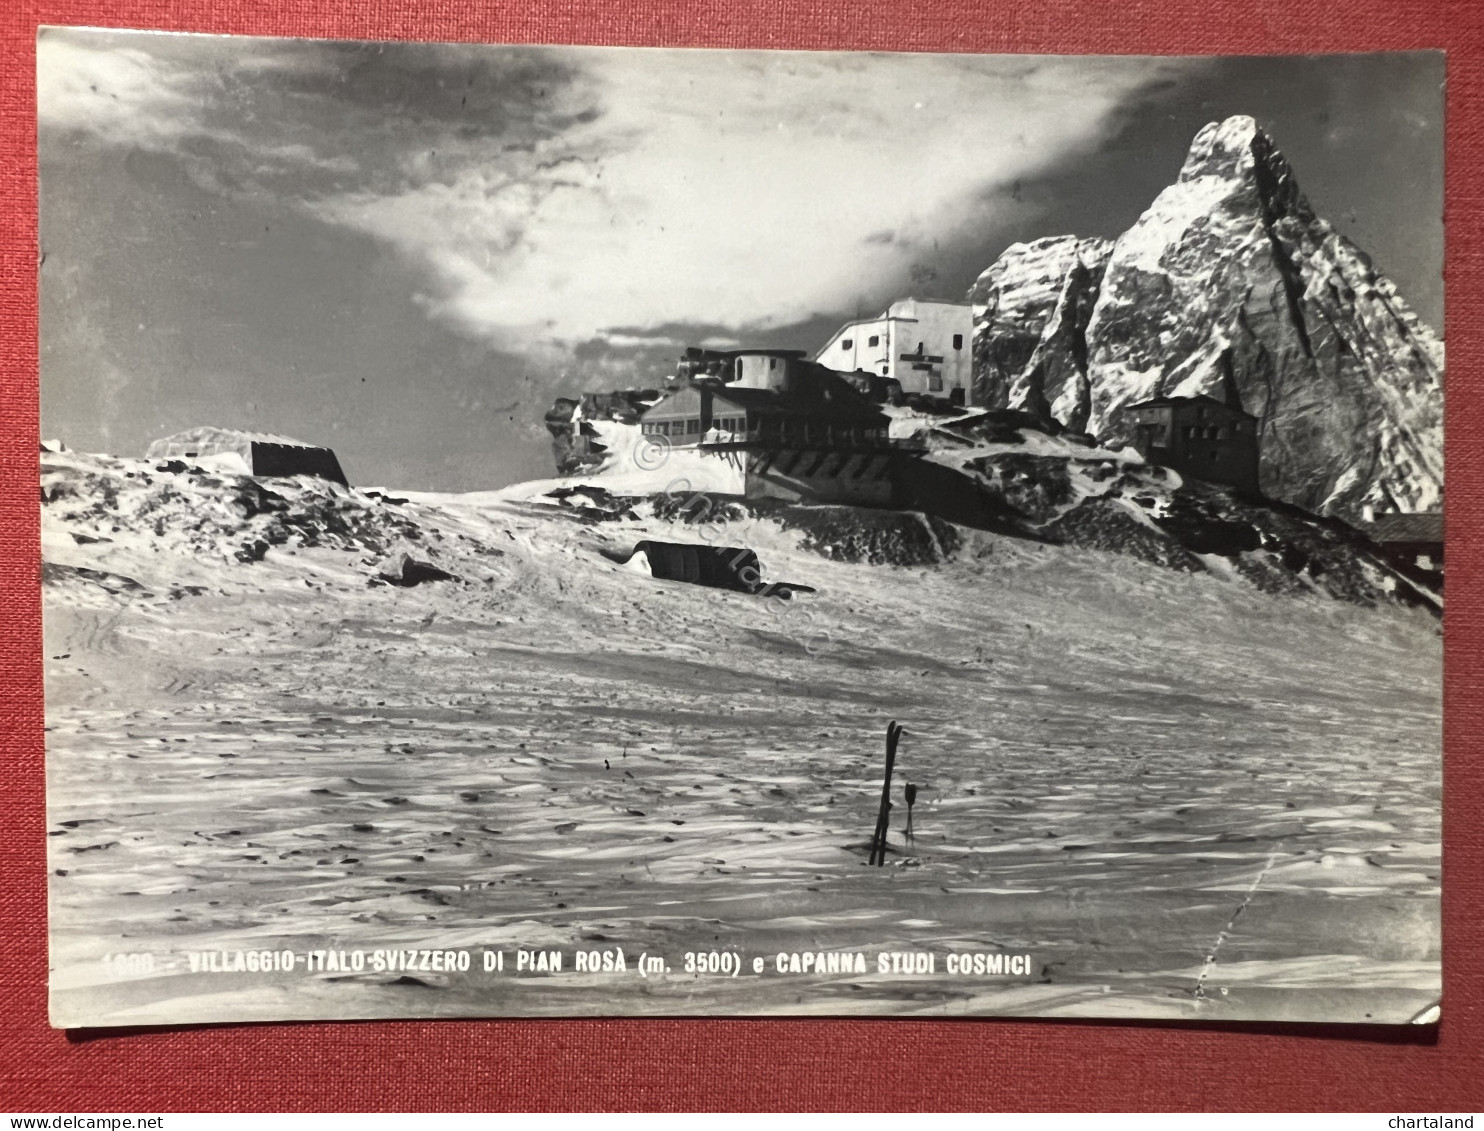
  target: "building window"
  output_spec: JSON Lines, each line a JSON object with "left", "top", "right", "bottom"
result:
{"left": 769, "top": 358, "right": 778, "bottom": 370}
{"left": 688, "top": 419, "right": 700, "bottom": 434}
{"left": 868, "top": 335, "right": 879, "bottom": 347}
{"left": 841, "top": 340, "right": 852, "bottom": 351}
{"left": 952, "top": 334, "right": 963, "bottom": 350}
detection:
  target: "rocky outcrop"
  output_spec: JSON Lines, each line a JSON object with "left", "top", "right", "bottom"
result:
{"left": 968, "top": 236, "right": 1111, "bottom": 431}
{"left": 649, "top": 492, "right": 962, "bottom": 567}
{"left": 376, "top": 546, "right": 459, "bottom": 586}
{"left": 968, "top": 116, "right": 1443, "bottom": 524}
{"left": 928, "top": 434, "right": 1438, "bottom": 611}
{"left": 40, "top": 447, "right": 505, "bottom": 585}
{"left": 546, "top": 390, "right": 664, "bottom": 476}
{"left": 544, "top": 398, "right": 599, "bottom": 477}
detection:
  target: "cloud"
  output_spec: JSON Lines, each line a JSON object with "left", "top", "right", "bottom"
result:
{"left": 38, "top": 32, "right": 1196, "bottom": 370}
{"left": 301, "top": 50, "right": 1195, "bottom": 355}
{"left": 37, "top": 32, "right": 208, "bottom": 152}
{"left": 38, "top": 30, "right": 600, "bottom": 201}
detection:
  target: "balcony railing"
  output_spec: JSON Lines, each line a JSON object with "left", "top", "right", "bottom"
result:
{"left": 696, "top": 424, "right": 921, "bottom": 454}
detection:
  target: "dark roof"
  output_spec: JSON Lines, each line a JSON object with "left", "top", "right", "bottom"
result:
{"left": 714, "top": 366, "right": 888, "bottom": 425}
{"left": 1124, "top": 393, "right": 1255, "bottom": 419}
{"left": 640, "top": 385, "right": 704, "bottom": 419}
{"left": 710, "top": 386, "right": 782, "bottom": 412}
{"left": 644, "top": 361, "right": 888, "bottom": 426}
{"left": 1366, "top": 512, "right": 1443, "bottom": 544}
{"left": 681, "top": 346, "right": 806, "bottom": 361}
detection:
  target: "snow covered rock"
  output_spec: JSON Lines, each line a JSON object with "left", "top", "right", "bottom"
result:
{"left": 545, "top": 390, "right": 662, "bottom": 476}
{"left": 375, "top": 542, "right": 459, "bottom": 586}
{"left": 40, "top": 438, "right": 1432, "bottom": 615}
{"left": 39, "top": 446, "right": 501, "bottom": 593}
{"left": 967, "top": 235, "right": 1111, "bottom": 431}
{"left": 968, "top": 116, "right": 1443, "bottom": 523}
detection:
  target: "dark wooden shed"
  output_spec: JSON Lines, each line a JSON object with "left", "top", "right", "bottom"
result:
{"left": 1361, "top": 511, "right": 1443, "bottom": 576}
{"left": 146, "top": 427, "right": 348, "bottom": 486}
{"left": 631, "top": 541, "right": 762, "bottom": 590}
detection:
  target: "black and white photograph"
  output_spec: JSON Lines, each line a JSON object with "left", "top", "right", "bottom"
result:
{"left": 38, "top": 29, "right": 1443, "bottom": 1028}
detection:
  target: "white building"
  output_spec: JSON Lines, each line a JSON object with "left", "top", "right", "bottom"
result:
{"left": 814, "top": 298, "right": 975, "bottom": 404}
{"left": 728, "top": 349, "right": 809, "bottom": 391}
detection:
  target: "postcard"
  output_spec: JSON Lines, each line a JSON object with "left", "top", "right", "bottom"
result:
{"left": 38, "top": 29, "right": 1443, "bottom": 1026}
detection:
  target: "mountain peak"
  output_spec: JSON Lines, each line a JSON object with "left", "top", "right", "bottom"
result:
{"left": 1177, "top": 115, "right": 1313, "bottom": 236}
{"left": 967, "top": 114, "right": 1443, "bottom": 523}
{"left": 1178, "top": 115, "right": 1270, "bottom": 179}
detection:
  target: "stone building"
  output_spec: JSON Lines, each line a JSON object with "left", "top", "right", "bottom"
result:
{"left": 1124, "top": 395, "right": 1260, "bottom": 493}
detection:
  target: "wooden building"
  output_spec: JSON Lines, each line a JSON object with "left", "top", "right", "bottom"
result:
{"left": 640, "top": 361, "right": 901, "bottom": 505}
{"left": 1360, "top": 510, "right": 1444, "bottom": 577}
{"left": 1124, "top": 394, "right": 1260, "bottom": 493}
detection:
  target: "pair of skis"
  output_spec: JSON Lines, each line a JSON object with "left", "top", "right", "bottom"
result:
{"left": 868, "top": 721, "right": 914, "bottom": 866}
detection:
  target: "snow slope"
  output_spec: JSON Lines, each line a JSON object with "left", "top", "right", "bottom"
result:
{"left": 43, "top": 451, "right": 1440, "bottom": 1025}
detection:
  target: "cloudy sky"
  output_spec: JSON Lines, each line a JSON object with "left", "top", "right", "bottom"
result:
{"left": 38, "top": 31, "right": 1443, "bottom": 490}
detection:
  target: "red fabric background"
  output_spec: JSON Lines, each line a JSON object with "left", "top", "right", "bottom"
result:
{"left": 2, "top": 0, "right": 1480, "bottom": 1113}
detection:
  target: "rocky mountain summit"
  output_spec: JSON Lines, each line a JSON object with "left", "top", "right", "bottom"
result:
{"left": 968, "top": 115, "right": 1443, "bottom": 523}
